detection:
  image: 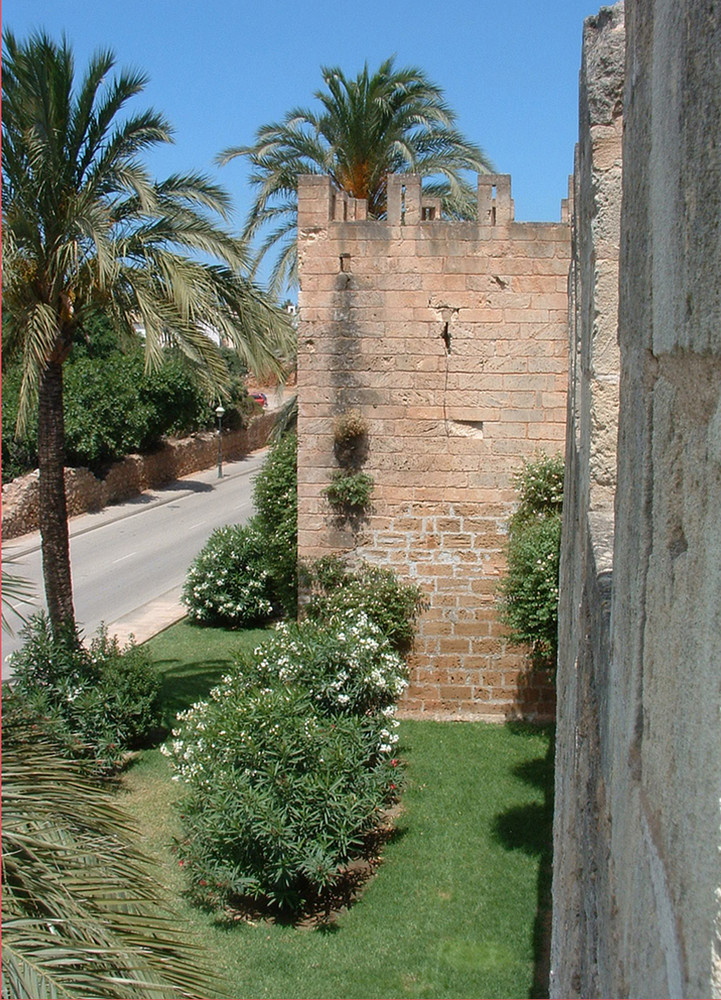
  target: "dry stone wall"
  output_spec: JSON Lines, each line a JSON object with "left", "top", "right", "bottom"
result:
{"left": 297, "top": 173, "right": 570, "bottom": 719}
{"left": 551, "top": 1, "right": 721, "bottom": 995}
{"left": 1, "top": 412, "right": 275, "bottom": 540}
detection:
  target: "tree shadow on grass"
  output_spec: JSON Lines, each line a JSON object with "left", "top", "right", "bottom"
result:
{"left": 155, "top": 658, "right": 235, "bottom": 728}
{"left": 492, "top": 725, "right": 555, "bottom": 999}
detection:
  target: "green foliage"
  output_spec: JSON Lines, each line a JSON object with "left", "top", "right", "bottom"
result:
{"left": 499, "top": 453, "right": 564, "bottom": 669}
{"left": 219, "top": 55, "right": 494, "bottom": 294}
{"left": 182, "top": 523, "right": 276, "bottom": 628}
{"left": 252, "top": 431, "right": 298, "bottom": 614}
{"left": 323, "top": 470, "right": 374, "bottom": 512}
{"left": 164, "top": 605, "right": 411, "bottom": 915}
{"left": 302, "top": 556, "right": 426, "bottom": 652}
{"left": 8, "top": 614, "right": 162, "bottom": 770}
{"left": 2, "top": 718, "right": 222, "bottom": 1000}
{"left": 180, "top": 433, "right": 298, "bottom": 629}
{"left": 1, "top": 344, "right": 257, "bottom": 483}
{"left": 235, "top": 612, "right": 409, "bottom": 716}
{"left": 509, "top": 451, "right": 564, "bottom": 520}
{"left": 163, "top": 647, "right": 403, "bottom": 913}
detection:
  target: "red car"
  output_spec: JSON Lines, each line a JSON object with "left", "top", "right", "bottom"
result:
{"left": 251, "top": 392, "right": 267, "bottom": 407}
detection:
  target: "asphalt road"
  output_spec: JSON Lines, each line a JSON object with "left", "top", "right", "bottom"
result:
{"left": 1, "top": 449, "right": 268, "bottom": 677}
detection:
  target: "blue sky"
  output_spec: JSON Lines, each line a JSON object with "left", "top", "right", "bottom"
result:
{"left": 5, "top": 0, "right": 598, "bottom": 279}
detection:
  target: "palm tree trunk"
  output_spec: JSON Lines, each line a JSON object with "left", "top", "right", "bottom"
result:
{"left": 37, "top": 358, "right": 76, "bottom": 634}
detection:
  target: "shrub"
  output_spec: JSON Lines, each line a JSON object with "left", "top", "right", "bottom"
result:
{"left": 163, "top": 682, "right": 402, "bottom": 913}
{"left": 1, "top": 340, "right": 252, "bottom": 483}
{"left": 509, "top": 451, "right": 564, "bottom": 520}
{"left": 252, "top": 432, "right": 298, "bottom": 615}
{"left": 302, "top": 557, "right": 426, "bottom": 652}
{"left": 182, "top": 522, "right": 276, "bottom": 628}
{"left": 8, "top": 615, "right": 162, "bottom": 770}
{"left": 498, "top": 453, "right": 564, "bottom": 669}
{"left": 235, "top": 612, "right": 409, "bottom": 716}
{"left": 322, "top": 470, "right": 374, "bottom": 512}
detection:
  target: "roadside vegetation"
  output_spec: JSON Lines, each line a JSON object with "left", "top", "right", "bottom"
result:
{"left": 1, "top": 316, "right": 257, "bottom": 485}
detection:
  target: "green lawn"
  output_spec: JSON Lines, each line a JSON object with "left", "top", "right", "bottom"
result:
{"left": 124, "top": 621, "right": 553, "bottom": 999}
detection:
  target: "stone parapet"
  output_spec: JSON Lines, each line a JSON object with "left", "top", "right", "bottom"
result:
{"left": 1, "top": 413, "right": 275, "bottom": 540}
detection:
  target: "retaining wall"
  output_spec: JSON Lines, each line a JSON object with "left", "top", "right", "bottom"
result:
{"left": 1, "top": 412, "right": 275, "bottom": 540}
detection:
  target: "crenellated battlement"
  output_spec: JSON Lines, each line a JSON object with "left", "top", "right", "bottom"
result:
{"left": 298, "top": 172, "right": 571, "bottom": 228}
{"left": 296, "top": 164, "right": 570, "bottom": 722}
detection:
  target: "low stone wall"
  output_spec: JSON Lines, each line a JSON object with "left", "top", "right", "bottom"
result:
{"left": 1, "top": 412, "right": 275, "bottom": 540}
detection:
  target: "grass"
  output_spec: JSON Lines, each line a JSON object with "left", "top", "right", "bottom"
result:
{"left": 123, "top": 620, "right": 553, "bottom": 999}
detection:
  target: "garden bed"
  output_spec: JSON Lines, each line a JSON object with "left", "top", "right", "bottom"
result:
{"left": 119, "top": 620, "right": 554, "bottom": 999}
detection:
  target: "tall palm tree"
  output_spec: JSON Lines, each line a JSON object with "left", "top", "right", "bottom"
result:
{"left": 219, "top": 55, "right": 494, "bottom": 294}
{"left": 2, "top": 31, "right": 295, "bottom": 637}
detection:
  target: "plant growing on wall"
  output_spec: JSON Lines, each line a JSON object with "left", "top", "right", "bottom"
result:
{"left": 498, "top": 453, "right": 564, "bottom": 670}
{"left": 322, "top": 409, "right": 374, "bottom": 515}
{"left": 323, "top": 469, "right": 374, "bottom": 513}
{"left": 333, "top": 409, "right": 369, "bottom": 468}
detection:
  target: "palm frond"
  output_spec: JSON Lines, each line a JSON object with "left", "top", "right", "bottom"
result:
{"left": 1, "top": 725, "right": 225, "bottom": 999}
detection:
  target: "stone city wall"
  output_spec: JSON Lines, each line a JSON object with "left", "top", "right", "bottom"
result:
{"left": 551, "top": 1, "right": 721, "bottom": 996}
{"left": 1, "top": 412, "right": 275, "bottom": 540}
{"left": 550, "top": 4, "right": 624, "bottom": 994}
{"left": 296, "top": 172, "right": 570, "bottom": 719}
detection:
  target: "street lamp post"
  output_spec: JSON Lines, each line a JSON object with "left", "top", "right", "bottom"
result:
{"left": 215, "top": 404, "right": 226, "bottom": 478}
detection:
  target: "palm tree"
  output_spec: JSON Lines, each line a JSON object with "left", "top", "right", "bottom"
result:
{"left": 219, "top": 55, "right": 494, "bottom": 294}
{"left": 2, "top": 31, "right": 295, "bottom": 637}
{"left": 1, "top": 715, "right": 223, "bottom": 999}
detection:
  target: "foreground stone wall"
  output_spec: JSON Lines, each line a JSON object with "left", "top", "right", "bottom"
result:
{"left": 551, "top": 5, "right": 624, "bottom": 993}
{"left": 1, "top": 412, "right": 275, "bottom": 540}
{"left": 297, "top": 174, "right": 570, "bottom": 718}
{"left": 552, "top": 1, "right": 721, "bottom": 995}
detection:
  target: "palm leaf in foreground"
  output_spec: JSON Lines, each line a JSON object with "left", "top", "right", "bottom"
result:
{"left": 1, "top": 728, "right": 223, "bottom": 999}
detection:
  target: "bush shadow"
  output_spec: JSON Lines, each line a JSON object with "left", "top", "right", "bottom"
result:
{"left": 492, "top": 727, "right": 555, "bottom": 998}
{"left": 155, "top": 658, "right": 235, "bottom": 728}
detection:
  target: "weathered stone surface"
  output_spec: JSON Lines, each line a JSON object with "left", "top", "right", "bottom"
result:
{"left": 552, "top": 1, "right": 721, "bottom": 996}
{"left": 551, "top": 9, "right": 625, "bottom": 993}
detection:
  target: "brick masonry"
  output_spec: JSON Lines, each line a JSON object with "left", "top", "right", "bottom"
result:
{"left": 297, "top": 173, "right": 571, "bottom": 719}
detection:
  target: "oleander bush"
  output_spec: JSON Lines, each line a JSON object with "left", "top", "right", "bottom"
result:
{"left": 302, "top": 556, "right": 426, "bottom": 652}
{"left": 8, "top": 614, "right": 162, "bottom": 770}
{"left": 499, "top": 452, "right": 564, "bottom": 669}
{"left": 182, "top": 522, "right": 276, "bottom": 627}
{"left": 234, "top": 612, "right": 409, "bottom": 716}
{"left": 181, "top": 433, "right": 298, "bottom": 628}
{"left": 252, "top": 431, "right": 298, "bottom": 615}
{"left": 163, "top": 670, "right": 403, "bottom": 912}
{"left": 165, "top": 606, "right": 408, "bottom": 915}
